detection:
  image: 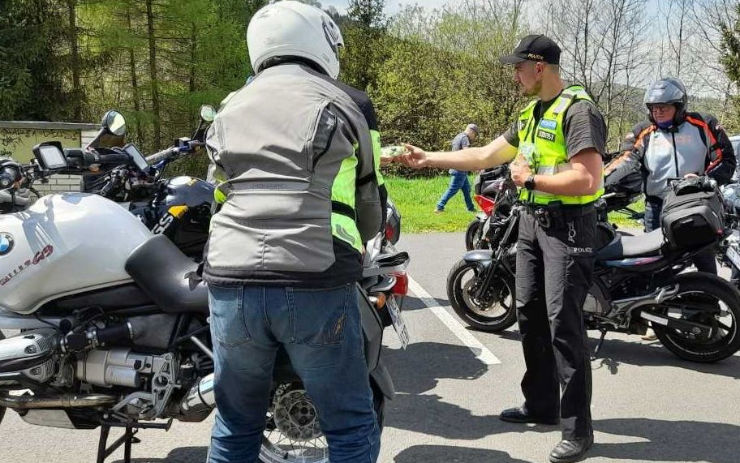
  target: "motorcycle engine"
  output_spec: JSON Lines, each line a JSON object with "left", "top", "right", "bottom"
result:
{"left": 0, "top": 329, "right": 59, "bottom": 384}
{"left": 75, "top": 348, "right": 171, "bottom": 388}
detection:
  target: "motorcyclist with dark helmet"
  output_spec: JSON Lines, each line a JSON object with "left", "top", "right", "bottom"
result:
{"left": 608, "top": 77, "right": 736, "bottom": 274}
{"left": 203, "top": 1, "right": 384, "bottom": 462}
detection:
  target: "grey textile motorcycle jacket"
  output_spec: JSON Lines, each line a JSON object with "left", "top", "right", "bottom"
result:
{"left": 204, "top": 63, "right": 382, "bottom": 287}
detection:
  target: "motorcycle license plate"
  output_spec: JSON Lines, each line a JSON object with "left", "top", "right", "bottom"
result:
{"left": 727, "top": 244, "right": 740, "bottom": 270}
{"left": 386, "top": 297, "right": 409, "bottom": 349}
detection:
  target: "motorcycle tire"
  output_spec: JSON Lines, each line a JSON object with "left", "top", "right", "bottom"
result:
{"left": 653, "top": 273, "right": 740, "bottom": 363}
{"left": 0, "top": 331, "right": 5, "bottom": 425}
{"left": 465, "top": 218, "right": 484, "bottom": 250}
{"left": 259, "top": 379, "right": 385, "bottom": 463}
{"left": 447, "top": 259, "right": 517, "bottom": 332}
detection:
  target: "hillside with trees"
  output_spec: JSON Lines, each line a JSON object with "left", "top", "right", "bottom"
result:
{"left": 1, "top": 0, "right": 738, "bottom": 177}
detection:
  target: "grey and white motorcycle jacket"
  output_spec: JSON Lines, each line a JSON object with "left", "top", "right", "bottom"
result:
{"left": 204, "top": 63, "right": 383, "bottom": 288}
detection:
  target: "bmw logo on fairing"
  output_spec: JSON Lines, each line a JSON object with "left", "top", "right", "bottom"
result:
{"left": 0, "top": 233, "right": 14, "bottom": 256}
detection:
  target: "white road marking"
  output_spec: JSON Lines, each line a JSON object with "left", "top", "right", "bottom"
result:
{"left": 408, "top": 276, "right": 501, "bottom": 365}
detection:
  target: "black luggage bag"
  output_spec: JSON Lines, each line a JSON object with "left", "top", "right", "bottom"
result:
{"left": 661, "top": 177, "right": 725, "bottom": 249}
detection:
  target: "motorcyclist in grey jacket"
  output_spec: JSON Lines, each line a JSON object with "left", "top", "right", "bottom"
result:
{"left": 204, "top": 24, "right": 384, "bottom": 288}
{"left": 203, "top": 2, "right": 384, "bottom": 462}
{"left": 608, "top": 77, "right": 736, "bottom": 275}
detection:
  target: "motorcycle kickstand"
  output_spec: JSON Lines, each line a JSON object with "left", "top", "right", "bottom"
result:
{"left": 590, "top": 328, "right": 608, "bottom": 361}
{"left": 96, "top": 424, "right": 140, "bottom": 463}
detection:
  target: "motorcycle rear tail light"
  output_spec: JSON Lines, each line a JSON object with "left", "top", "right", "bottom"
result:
{"left": 384, "top": 222, "right": 397, "bottom": 242}
{"left": 474, "top": 194, "right": 496, "bottom": 215}
{"left": 391, "top": 273, "right": 409, "bottom": 296}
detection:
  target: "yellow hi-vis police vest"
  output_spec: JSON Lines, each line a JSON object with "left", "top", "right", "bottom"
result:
{"left": 516, "top": 85, "right": 604, "bottom": 205}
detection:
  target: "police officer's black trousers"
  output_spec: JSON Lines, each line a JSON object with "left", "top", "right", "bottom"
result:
{"left": 515, "top": 206, "right": 595, "bottom": 440}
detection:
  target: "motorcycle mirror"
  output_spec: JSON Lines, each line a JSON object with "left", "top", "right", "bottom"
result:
{"left": 32, "top": 142, "right": 68, "bottom": 170}
{"left": 199, "top": 105, "right": 216, "bottom": 123}
{"left": 101, "top": 110, "right": 127, "bottom": 137}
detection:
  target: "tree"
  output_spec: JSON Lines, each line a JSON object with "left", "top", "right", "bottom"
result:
{"left": 0, "top": 0, "right": 74, "bottom": 121}
{"left": 540, "top": 0, "right": 652, "bottom": 147}
{"left": 720, "top": 1, "right": 740, "bottom": 130}
{"left": 373, "top": 1, "right": 525, "bottom": 170}
{"left": 340, "top": 0, "right": 387, "bottom": 90}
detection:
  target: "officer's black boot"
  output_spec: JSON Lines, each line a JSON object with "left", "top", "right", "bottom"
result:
{"left": 549, "top": 435, "right": 593, "bottom": 463}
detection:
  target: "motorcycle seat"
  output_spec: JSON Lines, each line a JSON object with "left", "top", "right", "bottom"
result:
{"left": 125, "top": 234, "right": 209, "bottom": 314}
{"left": 595, "top": 228, "right": 665, "bottom": 261}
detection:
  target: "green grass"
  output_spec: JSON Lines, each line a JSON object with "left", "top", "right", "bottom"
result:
{"left": 385, "top": 174, "right": 644, "bottom": 233}
{"left": 607, "top": 198, "right": 645, "bottom": 229}
{"left": 385, "top": 174, "right": 481, "bottom": 233}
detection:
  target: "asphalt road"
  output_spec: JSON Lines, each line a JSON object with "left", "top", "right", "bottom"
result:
{"left": 0, "top": 231, "right": 738, "bottom": 463}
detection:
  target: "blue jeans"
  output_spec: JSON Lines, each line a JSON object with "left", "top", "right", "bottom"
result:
{"left": 437, "top": 170, "right": 475, "bottom": 211}
{"left": 644, "top": 197, "right": 717, "bottom": 274}
{"left": 207, "top": 284, "right": 380, "bottom": 463}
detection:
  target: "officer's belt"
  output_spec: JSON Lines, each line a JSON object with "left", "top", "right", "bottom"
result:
{"left": 523, "top": 202, "right": 595, "bottom": 218}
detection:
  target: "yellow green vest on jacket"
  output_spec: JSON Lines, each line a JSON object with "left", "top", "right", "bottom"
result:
{"left": 517, "top": 85, "right": 604, "bottom": 205}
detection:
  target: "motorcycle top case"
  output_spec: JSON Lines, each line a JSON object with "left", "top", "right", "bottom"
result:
{"left": 0, "top": 193, "right": 152, "bottom": 314}
{"left": 660, "top": 181, "right": 725, "bottom": 249}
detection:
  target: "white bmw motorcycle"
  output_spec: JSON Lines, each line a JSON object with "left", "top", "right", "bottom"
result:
{"left": 0, "top": 142, "right": 409, "bottom": 463}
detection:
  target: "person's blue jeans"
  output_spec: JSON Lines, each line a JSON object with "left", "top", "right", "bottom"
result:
{"left": 644, "top": 197, "right": 717, "bottom": 274}
{"left": 437, "top": 170, "right": 475, "bottom": 211}
{"left": 207, "top": 284, "right": 380, "bottom": 463}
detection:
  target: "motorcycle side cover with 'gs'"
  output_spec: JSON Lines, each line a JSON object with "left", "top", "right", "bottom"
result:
{"left": 0, "top": 193, "right": 152, "bottom": 314}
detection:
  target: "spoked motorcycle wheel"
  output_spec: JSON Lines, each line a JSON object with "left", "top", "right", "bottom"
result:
{"left": 652, "top": 274, "right": 740, "bottom": 363}
{"left": 260, "top": 380, "right": 384, "bottom": 463}
{"left": 447, "top": 259, "right": 517, "bottom": 332}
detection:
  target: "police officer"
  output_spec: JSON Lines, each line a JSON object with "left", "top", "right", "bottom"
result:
{"left": 400, "top": 34, "right": 604, "bottom": 463}
{"left": 203, "top": 2, "right": 384, "bottom": 462}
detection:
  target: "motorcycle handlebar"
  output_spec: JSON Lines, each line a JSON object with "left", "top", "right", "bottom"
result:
{"left": 97, "top": 153, "right": 131, "bottom": 166}
{"left": 146, "top": 147, "right": 176, "bottom": 164}
{"left": 146, "top": 140, "right": 204, "bottom": 164}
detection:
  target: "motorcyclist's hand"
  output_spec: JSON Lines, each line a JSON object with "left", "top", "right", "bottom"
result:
{"left": 400, "top": 144, "right": 429, "bottom": 169}
{"left": 509, "top": 156, "right": 532, "bottom": 187}
{"left": 684, "top": 173, "right": 699, "bottom": 179}
{"left": 380, "top": 154, "right": 396, "bottom": 166}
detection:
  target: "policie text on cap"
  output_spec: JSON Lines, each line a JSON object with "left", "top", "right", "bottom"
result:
{"left": 499, "top": 34, "right": 561, "bottom": 65}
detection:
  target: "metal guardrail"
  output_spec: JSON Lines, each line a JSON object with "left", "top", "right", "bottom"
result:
{"left": 0, "top": 121, "right": 98, "bottom": 130}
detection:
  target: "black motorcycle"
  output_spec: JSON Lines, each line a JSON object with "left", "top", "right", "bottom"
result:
{"left": 465, "top": 165, "right": 514, "bottom": 250}
{"left": 59, "top": 108, "right": 217, "bottom": 258}
{"left": 447, "top": 177, "right": 740, "bottom": 363}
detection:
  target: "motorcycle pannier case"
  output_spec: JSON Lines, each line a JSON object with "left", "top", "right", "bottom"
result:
{"left": 661, "top": 183, "right": 724, "bottom": 249}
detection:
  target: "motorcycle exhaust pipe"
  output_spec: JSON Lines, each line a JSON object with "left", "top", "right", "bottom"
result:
{"left": 0, "top": 392, "right": 117, "bottom": 409}
{"left": 178, "top": 373, "right": 215, "bottom": 422}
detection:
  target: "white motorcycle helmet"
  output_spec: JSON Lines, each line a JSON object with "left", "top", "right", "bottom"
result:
{"left": 247, "top": 0, "right": 344, "bottom": 79}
